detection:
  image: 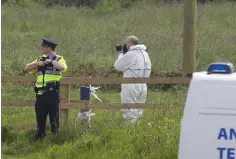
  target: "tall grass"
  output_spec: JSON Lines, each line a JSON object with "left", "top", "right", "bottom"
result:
{"left": 2, "top": 2, "right": 236, "bottom": 159}
{"left": 2, "top": 2, "right": 236, "bottom": 77}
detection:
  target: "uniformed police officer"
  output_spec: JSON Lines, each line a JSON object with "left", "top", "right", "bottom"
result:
{"left": 24, "top": 38, "right": 68, "bottom": 140}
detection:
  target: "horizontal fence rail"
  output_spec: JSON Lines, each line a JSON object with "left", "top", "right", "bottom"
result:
{"left": 2, "top": 100, "right": 89, "bottom": 106}
{"left": 2, "top": 100, "right": 183, "bottom": 109}
{"left": 1, "top": 75, "right": 191, "bottom": 130}
{"left": 2, "top": 76, "right": 191, "bottom": 84}
{"left": 59, "top": 77, "right": 191, "bottom": 84}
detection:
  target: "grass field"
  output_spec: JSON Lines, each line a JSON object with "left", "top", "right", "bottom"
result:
{"left": 2, "top": 83, "right": 187, "bottom": 159}
{"left": 1, "top": 1, "right": 236, "bottom": 159}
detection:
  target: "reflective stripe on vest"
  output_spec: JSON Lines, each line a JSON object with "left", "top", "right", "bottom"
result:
{"left": 35, "top": 80, "right": 60, "bottom": 86}
{"left": 35, "top": 75, "right": 61, "bottom": 88}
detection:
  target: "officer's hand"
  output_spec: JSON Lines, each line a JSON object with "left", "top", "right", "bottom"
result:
{"left": 36, "top": 61, "right": 45, "bottom": 67}
{"left": 44, "top": 59, "right": 52, "bottom": 64}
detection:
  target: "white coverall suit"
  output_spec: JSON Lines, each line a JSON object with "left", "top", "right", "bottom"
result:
{"left": 114, "top": 44, "right": 151, "bottom": 124}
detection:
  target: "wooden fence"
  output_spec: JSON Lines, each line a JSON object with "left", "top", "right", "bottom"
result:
{"left": 1, "top": 75, "right": 191, "bottom": 130}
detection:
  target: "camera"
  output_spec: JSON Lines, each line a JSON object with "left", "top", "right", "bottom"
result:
{"left": 116, "top": 44, "right": 128, "bottom": 54}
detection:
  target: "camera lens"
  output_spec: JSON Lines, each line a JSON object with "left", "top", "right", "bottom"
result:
{"left": 116, "top": 45, "right": 122, "bottom": 52}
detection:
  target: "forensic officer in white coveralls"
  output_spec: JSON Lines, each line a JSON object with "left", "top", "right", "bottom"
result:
{"left": 114, "top": 35, "right": 152, "bottom": 124}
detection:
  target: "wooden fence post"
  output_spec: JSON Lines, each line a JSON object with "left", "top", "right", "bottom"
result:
{"left": 183, "top": 0, "right": 197, "bottom": 77}
{"left": 59, "top": 84, "right": 70, "bottom": 125}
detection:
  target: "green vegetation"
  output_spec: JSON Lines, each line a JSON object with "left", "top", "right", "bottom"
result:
{"left": 2, "top": 83, "right": 186, "bottom": 159}
{"left": 2, "top": 1, "right": 236, "bottom": 159}
{"left": 2, "top": 2, "right": 236, "bottom": 77}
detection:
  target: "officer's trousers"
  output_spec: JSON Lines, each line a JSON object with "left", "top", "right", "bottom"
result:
{"left": 35, "top": 90, "right": 59, "bottom": 140}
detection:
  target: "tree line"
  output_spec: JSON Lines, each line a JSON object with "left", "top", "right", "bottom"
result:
{"left": 2, "top": 0, "right": 235, "bottom": 8}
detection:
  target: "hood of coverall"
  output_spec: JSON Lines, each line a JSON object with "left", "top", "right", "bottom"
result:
{"left": 130, "top": 44, "right": 147, "bottom": 51}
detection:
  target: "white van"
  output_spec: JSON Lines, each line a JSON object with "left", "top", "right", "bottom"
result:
{"left": 178, "top": 62, "right": 236, "bottom": 159}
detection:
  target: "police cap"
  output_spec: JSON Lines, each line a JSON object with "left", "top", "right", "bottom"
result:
{"left": 41, "top": 38, "right": 57, "bottom": 49}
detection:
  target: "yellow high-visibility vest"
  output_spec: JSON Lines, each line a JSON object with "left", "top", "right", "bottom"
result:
{"left": 27, "top": 54, "right": 68, "bottom": 88}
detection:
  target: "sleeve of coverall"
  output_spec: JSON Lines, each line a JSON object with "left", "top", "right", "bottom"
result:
{"left": 27, "top": 59, "right": 37, "bottom": 75}
{"left": 58, "top": 57, "right": 68, "bottom": 73}
{"left": 114, "top": 53, "right": 134, "bottom": 72}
